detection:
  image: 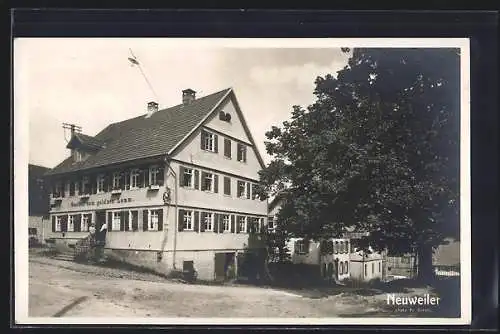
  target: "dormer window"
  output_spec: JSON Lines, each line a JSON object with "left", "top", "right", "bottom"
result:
{"left": 73, "top": 149, "right": 83, "bottom": 162}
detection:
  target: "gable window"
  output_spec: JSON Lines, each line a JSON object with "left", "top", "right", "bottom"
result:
{"left": 97, "top": 174, "right": 105, "bottom": 193}
{"left": 73, "top": 149, "right": 83, "bottom": 162}
{"left": 67, "top": 215, "right": 74, "bottom": 232}
{"left": 203, "top": 212, "right": 214, "bottom": 231}
{"left": 81, "top": 176, "right": 89, "bottom": 194}
{"left": 112, "top": 172, "right": 121, "bottom": 189}
{"left": 201, "top": 172, "right": 214, "bottom": 192}
{"left": 237, "top": 143, "right": 247, "bottom": 162}
{"left": 222, "top": 214, "right": 230, "bottom": 232}
{"left": 55, "top": 216, "right": 62, "bottom": 232}
{"left": 223, "top": 176, "right": 231, "bottom": 196}
{"left": 224, "top": 138, "right": 231, "bottom": 158}
{"left": 238, "top": 216, "right": 247, "bottom": 233}
{"left": 182, "top": 168, "right": 194, "bottom": 188}
{"left": 130, "top": 169, "right": 140, "bottom": 189}
{"left": 183, "top": 210, "right": 194, "bottom": 231}
{"left": 201, "top": 130, "right": 217, "bottom": 152}
{"left": 112, "top": 212, "right": 121, "bottom": 231}
{"left": 149, "top": 166, "right": 160, "bottom": 185}
{"left": 148, "top": 210, "right": 159, "bottom": 231}
{"left": 237, "top": 181, "right": 246, "bottom": 198}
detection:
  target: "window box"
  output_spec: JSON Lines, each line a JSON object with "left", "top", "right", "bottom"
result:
{"left": 148, "top": 184, "right": 161, "bottom": 191}
{"left": 111, "top": 188, "right": 122, "bottom": 195}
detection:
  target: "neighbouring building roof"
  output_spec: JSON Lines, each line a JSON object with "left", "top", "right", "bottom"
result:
{"left": 29, "top": 164, "right": 51, "bottom": 216}
{"left": 66, "top": 133, "right": 106, "bottom": 150}
{"left": 45, "top": 88, "right": 232, "bottom": 176}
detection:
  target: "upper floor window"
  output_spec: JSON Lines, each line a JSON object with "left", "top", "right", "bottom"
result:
{"left": 201, "top": 130, "right": 217, "bottom": 153}
{"left": 224, "top": 138, "right": 231, "bottom": 158}
{"left": 183, "top": 210, "right": 194, "bottom": 231}
{"left": 223, "top": 176, "right": 231, "bottom": 196}
{"left": 54, "top": 181, "right": 63, "bottom": 198}
{"left": 202, "top": 212, "right": 214, "bottom": 231}
{"left": 97, "top": 174, "right": 105, "bottom": 193}
{"left": 149, "top": 166, "right": 159, "bottom": 185}
{"left": 182, "top": 168, "right": 194, "bottom": 188}
{"left": 222, "top": 214, "right": 231, "bottom": 232}
{"left": 73, "top": 149, "right": 83, "bottom": 162}
{"left": 81, "top": 176, "right": 89, "bottom": 194}
{"left": 201, "top": 172, "right": 215, "bottom": 192}
{"left": 237, "top": 143, "right": 247, "bottom": 162}
{"left": 112, "top": 172, "right": 121, "bottom": 189}
{"left": 251, "top": 184, "right": 259, "bottom": 200}
{"left": 130, "top": 169, "right": 140, "bottom": 189}
{"left": 123, "top": 171, "right": 130, "bottom": 190}
{"left": 238, "top": 216, "right": 247, "bottom": 233}
{"left": 237, "top": 180, "right": 250, "bottom": 199}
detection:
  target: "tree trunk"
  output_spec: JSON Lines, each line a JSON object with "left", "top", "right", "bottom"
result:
{"left": 417, "top": 244, "right": 435, "bottom": 284}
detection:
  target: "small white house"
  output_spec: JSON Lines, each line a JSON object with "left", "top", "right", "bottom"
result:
{"left": 349, "top": 247, "right": 384, "bottom": 282}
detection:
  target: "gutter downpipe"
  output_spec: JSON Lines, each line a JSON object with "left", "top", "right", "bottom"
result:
{"left": 165, "top": 156, "right": 179, "bottom": 270}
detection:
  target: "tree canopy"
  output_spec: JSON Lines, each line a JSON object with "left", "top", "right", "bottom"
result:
{"left": 258, "top": 48, "right": 461, "bottom": 281}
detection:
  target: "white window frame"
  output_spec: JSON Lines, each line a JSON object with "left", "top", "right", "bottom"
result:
{"left": 268, "top": 217, "right": 275, "bottom": 230}
{"left": 67, "top": 215, "right": 74, "bottom": 232}
{"left": 237, "top": 180, "right": 247, "bottom": 198}
{"left": 203, "top": 212, "right": 214, "bottom": 231}
{"left": 183, "top": 168, "right": 194, "bottom": 188}
{"left": 203, "top": 172, "right": 214, "bottom": 192}
{"left": 149, "top": 166, "right": 159, "bottom": 185}
{"left": 222, "top": 214, "right": 230, "bottom": 232}
{"left": 55, "top": 216, "right": 62, "bottom": 232}
{"left": 81, "top": 214, "right": 89, "bottom": 232}
{"left": 130, "top": 169, "right": 140, "bottom": 189}
{"left": 237, "top": 143, "right": 247, "bottom": 162}
{"left": 148, "top": 209, "right": 159, "bottom": 231}
{"left": 112, "top": 172, "right": 121, "bottom": 189}
{"left": 74, "top": 150, "right": 83, "bottom": 162}
{"left": 97, "top": 174, "right": 105, "bottom": 193}
{"left": 203, "top": 131, "right": 215, "bottom": 152}
{"left": 238, "top": 216, "right": 247, "bottom": 233}
{"left": 296, "top": 239, "right": 309, "bottom": 255}
{"left": 127, "top": 210, "right": 133, "bottom": 231}
{"left": 183, "top": 210, "right": 194, "bottom": 231}
{"left": 112, "top": 212, "right": 121, "bottom": 231}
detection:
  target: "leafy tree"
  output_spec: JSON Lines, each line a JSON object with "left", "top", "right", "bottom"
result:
{"left": 257, "top": 48, "right": 460, "bottom": 283}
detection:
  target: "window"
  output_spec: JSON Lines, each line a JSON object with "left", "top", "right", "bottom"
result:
{"left": 345, "top": 261, "right": 349, "bottom": 273}
{"left": 81, "top": 214, "right": 90, "bottom": 232}
{"left": 251, "top": 184, "right": 259, "bottom": 200}
{"left": 73, "top": 181, "right": 79, "bottom": 196}
{"left": 237, "top": 181, "right": 246, "bottom": 198}
{"left": 223, "top": 176, "right": 231, "bottom": 195}
{"left": 112, "top": 212, "right": 121, "bottom": 230}
{"left": 372, "top": 262, "right": 375, "bottom": 274}
{"left": 334, "top": 241, "right": 339, "bottom": 254}
{"left": 149, "top": 166, "right": 159, "bottom": 185}
{"left": 182, "top": 168, "right": 194, "bottom": 188}
{"left": 29, "top": 227, "right": 37, "bottom": 235}
{"left": 55, "top": 216, "right": 62, "bottom": 232}
{"left": 97, "top": 174, "right": 105, "bottom": 193}
{"left": 130, "top": 169, "right": 140, "bottom": 189}
{"left": 69, "top": 181, "right": 75, "bottom": 196}
{"left": 203, "top": 212, "right": 214, "bottom": 231}
{"left": 238, "top": 216, "right": 247, "bottom": 233}
{"left": 112, "top": 172, "right": 121, "bottom": 189}
{"left": 222, "top": 214, "right": 230, "bottom": 232}
{"left": 81, "top": 176, "right": 89, "bottom": 194}
{"left": 123, "top": 171, "right": 130, "bottom": 190}
{"left": 73, "top": 149, "right": 83, "bottom": 162}
{"left": 224, "top": 138, "right": 231, "bottom": 158}
{"left": 339, "top": 241, "right": 344, "bottom": 254}
{"left": 183, "top": 210, "right": 194, "bottom": 230}
{"left": 54, "top": 181, "right": 63, "bottom": 197}
{"left": 339, "top": 262, "right": 344, "bottom": 275}
{"left": 237, "top": 143, "right": 247, "bottom": 162}
{"left": 268, "top": 217, "right": 275, "bottom": 230}
{"left": 202, "top": 130, "right": 216, "bottom": 152}
{"left": 68, "top": 215, "right": 74, "bottom": 232}
{"left": 149, "top": 210, "right": 159, "bottom": 231}
{"left": 202, "top": 172, "right": 214, "bottom": 192}
{"left": 295, "top": 239, "right": 309, "bottom": 255}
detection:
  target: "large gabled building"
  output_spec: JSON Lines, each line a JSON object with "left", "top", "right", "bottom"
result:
{"left": 44, "top": 88, "right": 269, "bottom": 281}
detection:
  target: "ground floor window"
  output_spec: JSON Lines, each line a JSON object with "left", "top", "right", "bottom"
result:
{"left": 67, "top": 215, "right": 75, "bottom": 232}
{"left": 55, "top": 216, "right": 62, "bottom": 232}
{"left": 183, "top": 210, "right": 194, "bottom": 230}
{"left": 112, "top": 212, "right": 121, "bottom": 230}
{"left": 149, "top": 210, "right": 159, "bottom": 231}
{"left": 81, "top": 214, "right": 90, "bottom": 231}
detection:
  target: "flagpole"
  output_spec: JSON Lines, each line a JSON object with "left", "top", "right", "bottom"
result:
{"left": 128, "top": 48, "right": 160, "bottom": 105}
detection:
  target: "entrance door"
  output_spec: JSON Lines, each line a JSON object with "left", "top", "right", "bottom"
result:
{"left": 214, "top": 253, "right": 227, "bottom": 281}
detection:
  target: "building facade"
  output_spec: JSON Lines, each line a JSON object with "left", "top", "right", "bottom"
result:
{"left": 44, "top": 88, "right": 268, "bottom": 281}
{"left": 28, "top": 164, "right": 51, "bottom": 245}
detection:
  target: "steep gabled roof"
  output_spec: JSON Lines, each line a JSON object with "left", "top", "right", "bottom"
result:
{"left": 46, "top": 88, "right": 232, "bottom": 176}
{"left": 66, "top": 133, "right": 106, "bottom": 150}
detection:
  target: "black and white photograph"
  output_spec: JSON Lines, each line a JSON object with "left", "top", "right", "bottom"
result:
{"left": 14, "top": 38, "right": 470, "bottom": 325}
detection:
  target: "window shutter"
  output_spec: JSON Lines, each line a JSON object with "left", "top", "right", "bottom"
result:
{"left": 200, "top": 212, "right": 206, "bottom": 232}
{"left": 224, "top": 177, "right": 230, "bottom": 195}
{"left": 224, "top": 138, "right": 231, "bottom": 158}
{"left": 235, "top": 216, "right": 240, "bottom": 234}
{"left": 214, "top": 214, "right": 219, "bottom": 233}
{"left": 143, "top": 210, "right": 148, "bottom": 231}
{"left": 179, "top": 166, "right": 185, "bottom": 187}
{"left": 61, "top": 215, "right": 67, "bottom": 232}
{"left": 107, "top": 212, "right": 112, "bottom": 231}
{"left": 194, "top": 211, "right": 199, "bottom": 232}
{"left": 214, "top": 174, "right": 219, "bottom": 193}
{"left": 237, "top": 143, "right": 242, "bottom": 161}
{"left": 52, "top": 216, "right": 56, "bottom": 232}
{"left": 74, "top": 215, "right": 81, "bottom": 232}
{"left": 88, "top": 213, "right": 92, "bottom": 226}
{"left": 142, "top": 169, "right": 148, "bottom": 187}
{"left": 214, "top": 134, "right": 218, "bottom": 153}
{"left": 124, "top": 211, "right": 130, "bottom": 231}
{"left": 243, "top": 146, "right": 247, "bottom": 162}
{"left": 328, "top": 241, "right": 333, "bottom": 255}
{"left": 200, "top": 130, "right": 206, "bottom": 150}
{"left": 178, "top": 210, "right": 184, "bottom": 232}
{"left": 158, "top": 209, "right": 163, "bottom": 231}
{"left": 132, "top": 211, "right": 138, "bottom": 231}
{"left": 200, "top": 172, "right": 207, "bottom": 191}
{"left": 157, "top": 167, "right": 164, "bottom": 186}
{"left": 230, "top": 215, "right": 235, "bottom": 233}
{"left": 246, "top": 183, "right": 251, "bottom": 199}
{"left": 194, "top": 170, "right": 200, "bottom": 190}
{"left": 103, "top": 174, "right": 109, "bottom": 192}
{"left": 120, "top": 211, "right": 125, "bottom": 231}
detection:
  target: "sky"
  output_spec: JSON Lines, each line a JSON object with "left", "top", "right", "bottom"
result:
{"left": 15, "top": 38, "right": 351, "bottom": 168}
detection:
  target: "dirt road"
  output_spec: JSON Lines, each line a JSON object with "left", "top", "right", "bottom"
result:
{"left": 28, "top": 256, "right": 435, "bottom": 318}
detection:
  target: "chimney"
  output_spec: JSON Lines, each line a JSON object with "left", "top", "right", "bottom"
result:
{"left": 182, "top": 89, "right": 196, "bottom": 105}
{"left": 146, "top": 101, "right": 159, "bottom": 117}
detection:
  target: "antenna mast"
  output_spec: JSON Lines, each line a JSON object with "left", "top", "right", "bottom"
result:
{"left": 62, "top": 123, "right": 82, "bottom": 143}
{"left": 128, "top": 48, "right": 160, "bottom": 105}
